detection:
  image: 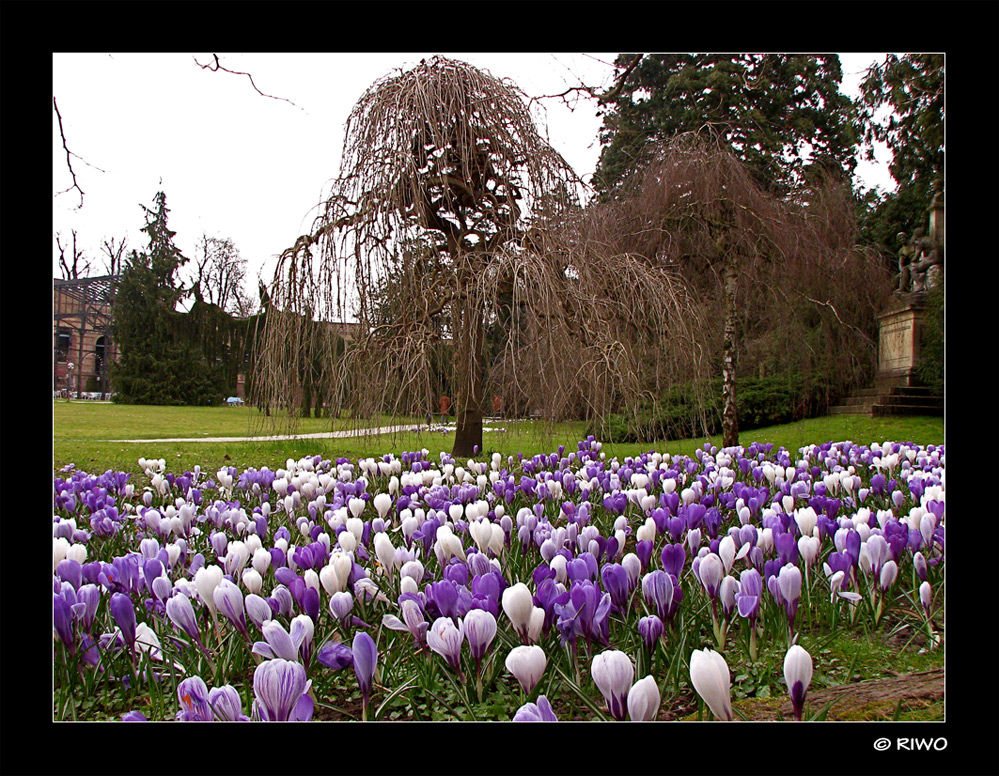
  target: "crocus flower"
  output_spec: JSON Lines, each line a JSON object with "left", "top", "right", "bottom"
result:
{"left": 252, "top": 658, "right": 313, "bottom": 721}
{"left": 689, "top": 648, "right": 733, "bottom": 721}
{"left": 512, "top": 694, "right": 558, "bottom": 721}
{"left": 253, "top": 617, "right": 310, "bottom": 661}
{"left": 919, "top": 581, "right": 933, "bottom": 619}
{"left": 427, "top": 616, "right": 465, "bottom": 672}
{"left": 735, "top": 568, "right": 762, "bottom": 628}
{"left": 777, "top": 564, "right": 802, "bottom": 631}
{"left": 208, "top": 685, "right": 250, "bottom": 721}
{"left": 502, "top": 582, "right": 535, "bottom": 643}
{"left": 463, "top": 608, "right": 498, "bottom": 672}
{"left": 641, "top": 570, "right": 674, "bottom": 622}
{"left": 505, "top": 645, "right": 546, "bottom": 696}
{"left": 591, "top": 649, "right": 634, "bottom": 721}
{"left": 176, "top": 676, "right": 212, "bottom": 721}
{"left": 212, "top": 578, "right": 249, "bottom": 641}
{"left": 109, "top": 592, "right": 137, "bottom": 653}
{"left": 638, "top": 614, "right": 664, "bottom": 653}
{"left": 352, "top": 631, "right": 378, "bottom": 716}
{"left": 627, "top": 675, "right": 661, "bottom": 721}
{"left": 194, "top": 564, "right": 224, "bottom": 616}
{"left": 879, "top": 560, "right": 899, "bottom": 593}
{"left": 783, "top": 644, "right": 813, "bottom": 721}
{"left": 166, "top": 592, "right": 205, "bottom": 649}
{"left": 698, "top": 553, "right": 724, "bottom": 602}
{"left": 316, "top": 640, "right": 354, "bottom": 671}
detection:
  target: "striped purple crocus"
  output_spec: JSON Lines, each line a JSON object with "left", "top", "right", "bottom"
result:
{"left": 252, "top": 658, "right": 313, "bottom": 721}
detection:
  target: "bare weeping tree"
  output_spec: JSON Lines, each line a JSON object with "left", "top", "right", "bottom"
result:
{"left": 598, "top": 133, "right": 890, "bottom": 447}
{"left": 252, "top": 57, "right": 710, "bottom": 455}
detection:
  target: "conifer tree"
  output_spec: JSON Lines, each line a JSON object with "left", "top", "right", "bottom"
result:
{"left": 111, "top": 192, "right": 223, "bottom": 405}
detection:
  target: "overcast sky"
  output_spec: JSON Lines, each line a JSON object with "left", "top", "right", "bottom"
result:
{"left": 52, "top": 52, "right": 893, "bottom": 298}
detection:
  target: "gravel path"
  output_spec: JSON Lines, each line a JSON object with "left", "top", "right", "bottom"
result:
{"left": 107, "top": 425, "right": 424, "bottom": 444}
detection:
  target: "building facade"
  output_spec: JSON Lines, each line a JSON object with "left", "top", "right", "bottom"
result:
{"left": 53, "top": 275, "right": 118, "bottom": 398}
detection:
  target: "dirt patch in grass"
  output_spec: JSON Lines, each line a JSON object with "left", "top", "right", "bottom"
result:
{"left": 735, "top": 668, "right": 944, "bottom": 721}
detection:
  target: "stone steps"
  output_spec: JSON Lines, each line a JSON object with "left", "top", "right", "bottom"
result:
{"left": 829, "top": 385, "right": 943, "bottom": 418}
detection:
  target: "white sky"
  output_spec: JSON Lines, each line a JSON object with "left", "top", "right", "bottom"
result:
{"left": 52, "top": 52, "right": 893, "bottom": 298}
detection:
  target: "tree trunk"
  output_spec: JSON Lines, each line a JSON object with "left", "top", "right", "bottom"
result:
{"left": 451, "top": 263, "right": 484, "bottom": 458}
{"left": 721, "top": 255, "right": 739, "bottom": 448}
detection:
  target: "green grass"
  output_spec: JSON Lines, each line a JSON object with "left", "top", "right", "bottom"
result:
{"left": 53, "top": 400, "right": 944, "bottom": 479}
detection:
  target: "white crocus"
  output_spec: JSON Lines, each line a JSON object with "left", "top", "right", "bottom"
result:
{"left": 689, "top": 648, "right": 733, "bottom": 721}
{"left": 502, "top": 583, "right": 535, "bottom": 642}
{"left": 194, "top": 565, "right": 224, "bottom": 615}
{"left": 505, "top": 645, "right": 547, "bottom": 695}
{"left": 627, "top": 675, "right": 661, "bottom": 721}
{"left": 783, "top": 644, "right": 813, "bottom": 720}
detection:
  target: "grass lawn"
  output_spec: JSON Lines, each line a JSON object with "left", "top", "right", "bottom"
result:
{"left": 53, "top": 400, "right": 944, "bottom": 479}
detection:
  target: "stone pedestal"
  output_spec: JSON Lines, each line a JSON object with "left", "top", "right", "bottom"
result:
{"left": 875, "top": 296, "right": 927, "bottom": 393}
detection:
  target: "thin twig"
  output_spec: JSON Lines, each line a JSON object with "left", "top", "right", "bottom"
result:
{"left": 193, "top": 54, "right": 303, "bottom": 111}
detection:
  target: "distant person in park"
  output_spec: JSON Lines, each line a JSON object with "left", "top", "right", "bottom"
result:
{"left": 439, "top": 394, "right": 451, "bottom": 423}
{"left": 492, "top": 394, "right": 502, "bottom": 416}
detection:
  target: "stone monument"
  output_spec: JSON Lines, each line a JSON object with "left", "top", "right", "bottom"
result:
{"left": 874, "top": 180, "right": 943, "bottom": 393}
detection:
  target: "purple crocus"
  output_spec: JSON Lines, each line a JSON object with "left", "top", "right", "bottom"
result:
{"left": 166, "top": 592, "right": 205, "bottom": 650}
{"left": 641, "top": 570, "right": 674, "bottom": 623}
{"left": 638, "top": 614, "right": 664, "bottom": 653}
{"left": 600, "top": 563, "right": 631, "bottom": 612}
{"left": 660, "top": 543, "right": 686, "bottom": 578}
{"left": 735, "top": 568, "right": 762, "bottom": 629}
{"left": 109, "top": 592, "right": 137, "bottom": 654}
{"left": 212, "top": 579, "right": 249, "bottom": 641}
{"left": 317, "top": 640, "right": 354, "bottom": 671}
{"left": 512, "top": 694, "right": 558, "bottom": 721}
{"left": 208, "top": 684, "right": 250, "bottom": 721}
{"left": 176, "top": 676, "right": 213, "bottom": 721}
{"left": 252, "top": 658, "right": 313, "bottom": 721}
{"left": 352, "top": 631, "right": 378, "bottom": 719}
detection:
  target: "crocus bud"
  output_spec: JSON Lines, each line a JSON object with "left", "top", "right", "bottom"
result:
{"left": 627, "top": 675, "right": 661, "bottom": 721}
{"left": 502, "top": 583, "right": 534, "bottom": 643}
{"left": 689, "top": 648, "right": 733, "bottom": 721}
{"left": 783, "top": 644, "right": 813, "bottom": 720}
{"left": 505, "top": 645, "right": 547, "bottom": 695}
{"left": 591, "top": 649, "right": 634, "bottom": 721}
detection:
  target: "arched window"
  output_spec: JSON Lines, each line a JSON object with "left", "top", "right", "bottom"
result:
{"left": 95, "top": 336, "right": 106, "bottom": 373}
{"left": 56, "top": 329, "right": 72, "bottom": 362}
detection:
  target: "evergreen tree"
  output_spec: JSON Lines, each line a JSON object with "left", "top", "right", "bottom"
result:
{"left": 594, "top": 54, "right": 860, "bottom": 198}
{"left": 111, "top": 192, "right": 225, "bottom": 405}
{"left": 854, "top": 55, "right": 944, "bottom": 266}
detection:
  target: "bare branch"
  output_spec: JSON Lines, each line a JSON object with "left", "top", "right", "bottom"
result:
{"left": 53, "top": 97, "right": 106, "bottom": 208}
{"left": 527, "top": 53, "right": 643, "bottom": 112}
{"left": 193, "top": 54, "right": 303, "bottom": 111}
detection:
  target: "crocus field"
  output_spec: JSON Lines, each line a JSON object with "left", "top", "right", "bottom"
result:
{"left": 52, "top": 436, "right": 944, "bottom": 722}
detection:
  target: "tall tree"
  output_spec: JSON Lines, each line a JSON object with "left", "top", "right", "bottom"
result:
{"left": 594, "top": 54, "right": 859, "bottom": 198}
{"left": 596, "top": 134, "right": 889, "bottom": 447}
{"left": 111, "top": 192, "right": 224, "bottom": 405}
{"left": 56, "top": 230, "right": 92, "bottom": 279}
{"left": 190, "top": 234, "right": 255, "bottom": 316}
{"left": 855, "top": 55, "right": 944, "bottom": 269}
{"left": 255, "top": 57, "right": 703, "bottom": 455}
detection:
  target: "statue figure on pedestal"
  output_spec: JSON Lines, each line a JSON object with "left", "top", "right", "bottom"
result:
{"left": 895, "top": 231, "right": 915, "bottom": 294}
{"left": 908, "top": 228, "right": 942, "bottom": 293}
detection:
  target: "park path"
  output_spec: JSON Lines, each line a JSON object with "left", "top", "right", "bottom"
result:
{"left": 107, "top": 424, "right": 425, "bottom": 444}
